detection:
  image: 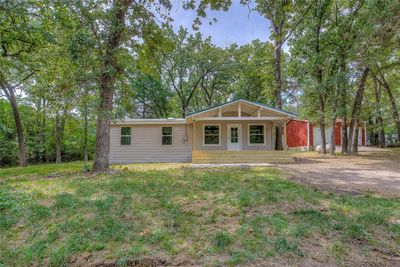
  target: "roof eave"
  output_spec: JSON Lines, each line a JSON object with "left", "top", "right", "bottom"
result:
{"left": 185, "top": 98, "right": 298, "bottom": 119}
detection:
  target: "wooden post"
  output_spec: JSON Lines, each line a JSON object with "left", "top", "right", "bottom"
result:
{"left": 238, "top": 102, "right": 241, "bottom": 117}
{"left": 272, "top": 123, "right": 276, "bottom": 150}
{"left": 257, "top": 107, "right": 261, "bottom": 117}
{"left": 218, "top": 108, "right": 222, "bottom": 117}
{"left": 192, "top": 121, "right": 195, "bottom": 152}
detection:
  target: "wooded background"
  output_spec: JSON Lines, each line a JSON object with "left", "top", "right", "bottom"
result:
{"left": 1, "top": 0, "right": 399, "bottom": 168}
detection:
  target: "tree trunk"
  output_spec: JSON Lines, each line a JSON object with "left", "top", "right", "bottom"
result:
{"left": 379, "top": 73, "right": 400, "bottom": 141}
{"left": 377, "top": 116, "right": 385, "bottom": 148}
{"left": 347, "top": 67, "right": 369, "bottom": 155}
{"left": 0, "top": 75, "right": 27, "bottom": 166}
{"left": 316, "top": 66, "right": 326, "bottom": 154}
{"left": 181, "top": 101, "right": 187, "bottom": 118}
{"left": 55, "top": 112, "right": 62, "bottom": 163}
{"left": 314, "top": 22, "right": 326, "bottom": 154}
{"left": 43, "top": 98, "right": 49, "bottom": 163}
{"left": 373, "top": 76, "right": 385, "bottom": 148}
{"left": 353, "top": 119, "right": 359, "bottom": 153}
{"left": 93, "top": 0, "right": 132, "bottom": 171}
{"left": 273, "top": 39, "right": 284, "bottom": 150}
{"left": 83, "top": 105, "right": 88, "bottom": 161}
{"left": 330, "top": 87, "right": 339, "bottom": 155}
{"left": 341, "top": 114, "right": 348, "bottom": 154}
{"left": 330, "top": 118, "right": 336, "bottom": 155}
{"left": 319, "top": 96, "right": 327, "bottom": 154}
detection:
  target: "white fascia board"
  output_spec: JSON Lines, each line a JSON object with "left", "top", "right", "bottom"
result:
{"left": 193, "top": 116, "right": 288, "bottom": 121}
{"left": 112, "top": 119, "right": 187, "bottom": 125}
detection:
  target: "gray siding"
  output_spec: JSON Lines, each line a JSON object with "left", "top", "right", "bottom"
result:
{"left": 110, "top": 124, "right": 192, "bottom": 164}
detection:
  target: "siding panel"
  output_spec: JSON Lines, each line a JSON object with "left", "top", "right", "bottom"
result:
{"left": 110, "top": 125, "right": 192, "bottom": 164}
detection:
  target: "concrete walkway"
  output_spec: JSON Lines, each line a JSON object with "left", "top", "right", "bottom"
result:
{"left": 190, "top": 163, "right": 273, "bottom": 168}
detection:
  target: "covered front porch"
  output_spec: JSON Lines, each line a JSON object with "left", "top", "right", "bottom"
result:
{"left": 185, "top": 99, "right": 297, "bottom": 164}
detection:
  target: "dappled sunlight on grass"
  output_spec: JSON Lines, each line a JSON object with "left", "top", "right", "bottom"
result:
{"left": 112, "top": 162, "right": 189, "bottom": 171}
{"left": 0, "top": 161, "right": 87, "bottom": 180}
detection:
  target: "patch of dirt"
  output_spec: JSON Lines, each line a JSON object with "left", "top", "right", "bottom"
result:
{"left": 248, "top": 256, "right": 337, "bottom": 267}
{"left": 243, "top": 199, "right": 311, "bottom": 218}
{"left": 68, "top": 252, "right": 199, "bottom": 267}
{"left": 38, "top": 198, "right": 54, "bottom": 207}
{"left": 177, "top": 193, "right": 242, "bottom": 234}
{"left": 277, "top": 148, "right": 400, "bottom": 197}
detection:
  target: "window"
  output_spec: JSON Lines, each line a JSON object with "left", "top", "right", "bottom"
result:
{"left": 162, "top": 127, "right": 173, "bottom": 145}
{"left": 204, "top": 125, "right": 220, "bottom": 145}
{"left": 249, "top": 125, "right": 265, "bottom": 144}
{"left": 230, "top": 127, "right": 239, "bottom": 143}
{"left": 120, "top": 127, "right": 131, "bottom": 145}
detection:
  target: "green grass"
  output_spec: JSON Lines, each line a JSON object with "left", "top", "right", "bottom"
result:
{"left": 0, "top": 162, "right": 399, "bottom": 266}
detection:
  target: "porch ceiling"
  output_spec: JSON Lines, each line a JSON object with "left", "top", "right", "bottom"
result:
{"left": 185, "top": 99, "right": 296, "bottom": 123}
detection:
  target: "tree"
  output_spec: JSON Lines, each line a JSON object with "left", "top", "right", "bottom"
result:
{"left": 375, "top": 72, "right": 400, "bottom": 142}
{"left": 290, "top": 0, "right": 332, "bottom": 154}
{"left": 347, "top": 68, "right": 369, "bottom": 154}
{"left": 371, "top": 76, "right": 385, "bottom": 147}
{"left": 230, "top": 40, "right": 274, "bottom": 103}
{"left": 0, "top": 1, "right": 46, "bottom": 166}
{"left": 256, "top": 0, "right": 311, "bottom": 150}
{"left": 160, "top": 28, "right": 217, "bottom": 117}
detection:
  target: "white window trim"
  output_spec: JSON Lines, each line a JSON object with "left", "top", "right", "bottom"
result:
{"left": 248, "top": 124, "right": 266, "bottom": 146}
{"left": 120, "top": 127, "right": 132, "bottom": 145}
{"left": 203, "top": 124, "right": 221, "bottom": 146}
{"left": 161, "top": 126, "right": 173, "bottom": 145}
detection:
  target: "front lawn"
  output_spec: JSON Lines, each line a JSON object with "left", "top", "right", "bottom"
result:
{"left": 0, "top": 162, "right": 399, "bottom": 266}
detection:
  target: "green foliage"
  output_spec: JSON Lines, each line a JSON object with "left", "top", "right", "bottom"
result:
{"left": 0, "top": 100, "right": 95, "bottom": 166}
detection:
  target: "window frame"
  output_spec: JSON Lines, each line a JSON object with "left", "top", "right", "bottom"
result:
{"left": 248, "top": 124, "right": 266, "bottom": 145}
{"left": 161, "top": 126, "right": 173, "bottom": 145}
{"left": 120, "top": 127, "right": 132, "bottom": 145}
{"left": 203, "top": 124, "right": 221, "bottom": 146}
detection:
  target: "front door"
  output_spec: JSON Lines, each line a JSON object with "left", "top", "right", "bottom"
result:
{"left": 227, "top": 124, "right": 241, "bottom": 150}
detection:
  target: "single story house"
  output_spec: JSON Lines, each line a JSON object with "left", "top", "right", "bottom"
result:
{"left": 110, "top": 99, "right": 366, "bottom": 164}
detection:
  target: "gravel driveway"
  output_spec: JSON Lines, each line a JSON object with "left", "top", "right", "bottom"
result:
{"left": 278, "top": 147, "right": 400, "bottom": 197}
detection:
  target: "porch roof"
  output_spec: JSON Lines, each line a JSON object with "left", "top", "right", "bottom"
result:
{"left": 185, "top": 99, "right": 297, "bottom": 121}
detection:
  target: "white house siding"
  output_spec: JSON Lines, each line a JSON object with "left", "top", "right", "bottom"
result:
{"left": 110, "top": 124, "right": 192, "bottom": 164}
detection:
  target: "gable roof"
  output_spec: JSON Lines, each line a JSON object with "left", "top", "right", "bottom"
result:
{"left": 185, "top": 98, "right": 297, "bottom": 118}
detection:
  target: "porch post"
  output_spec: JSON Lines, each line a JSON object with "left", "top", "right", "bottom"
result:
{"left": 192, "top": 121, "right": 196, "bottom": 151}
{"left": 283, "top": 122, "right": 287, "bottom": 150}
{"left": 238, "top": 103, "right": 241, "bottom": 117}
{"left": 272, "top": 123, "right": 276, "bottom": 150}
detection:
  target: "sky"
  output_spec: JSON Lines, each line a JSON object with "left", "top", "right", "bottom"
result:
{"left": 168, "top": 1, "right": 272, "bottom": 48}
